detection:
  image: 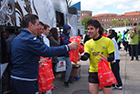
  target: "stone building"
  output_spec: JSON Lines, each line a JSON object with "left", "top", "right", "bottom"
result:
{"left": 81, "top": 11, "right": 140, "bottom": 27}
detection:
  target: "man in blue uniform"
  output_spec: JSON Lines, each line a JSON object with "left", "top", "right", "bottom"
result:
{"left": 10, "top": 14, "right": 78, "bottom": 94}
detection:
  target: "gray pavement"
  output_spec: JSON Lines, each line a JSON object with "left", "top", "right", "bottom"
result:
{"left": 52, "top": 50, "right": 140, "bottom": 94}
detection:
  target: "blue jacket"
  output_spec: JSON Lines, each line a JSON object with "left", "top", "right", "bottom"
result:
{"left": 11, "top": 29, "right": 70, "bottom": 80}
{"left": 60, "top": 24, "right": 71, "bottom": 57}
{"left": 123, "top": 31, "right": 126, "bottom": 41}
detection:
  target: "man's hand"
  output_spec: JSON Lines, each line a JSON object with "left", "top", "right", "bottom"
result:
{"left": 39, "top": 58, "right": 47, "bottom": 67}
{"left": 98, "top": 54, "right": 107, "bottom": 62}
{"left": 68, "top": 42, "right": 78, "bottom": 50}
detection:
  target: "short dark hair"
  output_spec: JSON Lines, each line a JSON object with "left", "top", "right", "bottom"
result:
{"left": 21, "top": 14, "right": 39, "bottom": 28}
{"left": 44, "top": 24, "right": 50, "bottom": 30}
{"left": 87, "top": 20, "right": 103, "bottom": 35}
{"left": 39, "top": 21, "right": 44, "bottom": 26}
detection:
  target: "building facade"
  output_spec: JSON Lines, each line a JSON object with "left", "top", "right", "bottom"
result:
{"left": 92, "top": 11, "right": 140, "bottom": 27}
{"left": 81, "top": 11, "right": 92, "bottom": 21}
{"left": 81, "top": 11, "right": 140, "bottom": 27}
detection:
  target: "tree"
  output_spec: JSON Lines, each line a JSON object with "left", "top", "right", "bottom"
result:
{"left": 116, "top": 21, "right": 123, "bottom": 26}
{"left": 125, "top": 20, "right": 130, "bottom": 26}
{"left": 82, "top": 17, "right": 93, "bottom": 29}
{"left": 111, "top": 19, "right": 117, "bottom": 26}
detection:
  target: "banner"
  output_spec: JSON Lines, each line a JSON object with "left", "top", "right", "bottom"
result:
{"left": 15, "top": 0, "right": 56, "bottom": 29}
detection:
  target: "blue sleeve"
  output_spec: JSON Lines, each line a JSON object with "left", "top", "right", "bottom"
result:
{"left": 27, "top": 38, "right": 70, "bottom": 57}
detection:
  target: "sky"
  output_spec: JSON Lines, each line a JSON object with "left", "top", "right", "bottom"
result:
{"left": 71, "top": 0, "right": 140, "bottom": 16}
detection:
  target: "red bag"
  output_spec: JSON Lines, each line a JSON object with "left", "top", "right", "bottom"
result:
{"left": 37, "top": 57, "right": 54, "bottom": 93}
{"left": 69, "top": 36, "right": 81, "bottom": 63}
{"left": 79, "top": 44, "right": 84, "bottom": 54}
{"left": 98, "top": 58, "right": 118, "bottom": 89}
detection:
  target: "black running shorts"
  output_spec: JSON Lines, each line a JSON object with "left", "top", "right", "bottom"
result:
{"left": 88, "top": 72, "right": 111, "bottom": 88}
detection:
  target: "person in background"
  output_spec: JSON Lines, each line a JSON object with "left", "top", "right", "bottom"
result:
{"left": 83, "top": 32, "right": 91, "bottom": 44}
{"left": 60, "top": 24, "right": 74, "bottom": 88}
{"left": 48, "top": 27, "right": 60, "bottom": 74}
{"left": 117, "top": 31, "right": 122, "bottom": 50}
{"left": 122, "top": 30, "right": 126, "bottom": 50}
{"left": 107, "top": 29, "right": 123, "bottom": 90}
{"left": 124, "top": 30, "right": 128, "bottom": 53}
{"left": 41, "top": 24, "right": 50, "bottom": 46}
{"left": 78, "top": 29, "right": 83, "bottom": 39}
{"left": 40, "top": 22, "right": 53, "bottom": 94}
{"left": 127, "top": 31, "right": 131, "bottom": 56}
{"left": 138, "top": 30, "right": 140, "bottom": 56}
{"left": 130, "top": 27, "right": 139, "bottom": 61}
{"left": 80, "top": 19, "right": 115, "bottom": 94}
{"left": 37, "top": 21, "right": 45, "bottom": 43}
{"left": 10, "top": 14, "right": 78, "bottom": 94}
{"left": 2, "top": 28, "right": 16, "bottom": 93}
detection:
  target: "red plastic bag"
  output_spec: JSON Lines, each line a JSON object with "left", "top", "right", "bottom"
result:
{"left": 37, "top": 57, "right": 54, "bottom": 93}
{"left": 69, "top": 36, "right": 81, "bottom": 63}
{"left": 98, "top": 58, "right": 118, "bottom": 89}
{"left": 79, "top": 44, "right": 84, "bottom": 54}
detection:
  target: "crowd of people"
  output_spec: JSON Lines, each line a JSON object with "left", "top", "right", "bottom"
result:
{"left": 117, "top": 27, "right": 140, "bottom": 61}
{"left": 2, "top": 13, "right": 140, "bottom": 94}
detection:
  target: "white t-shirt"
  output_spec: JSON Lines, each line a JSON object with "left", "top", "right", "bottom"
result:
{"left": 41, "top": 33, "right": 50, "bottom": 47}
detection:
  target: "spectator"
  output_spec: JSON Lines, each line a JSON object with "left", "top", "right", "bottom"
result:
{"left": 10, "top": 14, "right": 78, "bottom": 94}
{"left": 60, "top": 24, "right": 73, "bottom": 88}
{"left": 2, "top": 28, "right": 16, "bottom": 93}
{"left": 80, "top": 19, "right": 115, "bottom": 94}
{"left": 124, "top": 30, "right": 128, "bottom": 53}
{"left": 37, "top": 21, "right": 45, "bottom": 43}
{"left": 117, "top": 31, "right": 122, "bottom": 50}
{"left": 107, "top": 29, "right": 123, "bottom": 90}
{"left": 78, "top": 29, "right": 83, "bottom": 39}
{"left": 41, "top": 24, "right": 50, "bottom": 46}
{"left": 48, "top": 27, "right": 60, "bottom": 74}
{"left": 127, "top": 31, "right": 131, "bottom": 56}
{"left": 122, "top": 30, "right": 126, "bottom": 50}
{"left": 83, "top": 32, "right": 90, "bottom": 44}
{"left": 39, "top": 22, "right": 52, "bottom": 94}
{"left": 130, "top": 27, "right": 139, "bottom": 61}
{"left": 138, "top": 30, "right": 140, "bottom": 56}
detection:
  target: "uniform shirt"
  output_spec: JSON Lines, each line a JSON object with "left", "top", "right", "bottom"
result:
{"left": 84, "top": 37, "right": 115, "bottom": 72}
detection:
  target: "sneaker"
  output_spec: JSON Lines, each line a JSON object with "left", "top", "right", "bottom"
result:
{"left": 136, "top": 59, "right": 139, "bottom": 61}
{"left": 112, "top": 86, "right": 116, "bottom": 90}
{"left": 130, "top": 59, "right": 134, "bottom": 61}
{"left": 63, "top": 82, "right": 69, "bottom": 88}
{"left": 68, "top": 80, "right": 74, "bottom": 84}
{"left": 116, "top": 86, "right": 122, "bottom": 90}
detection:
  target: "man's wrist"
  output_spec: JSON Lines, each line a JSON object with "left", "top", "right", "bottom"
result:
{"left": 65, "top": 45, "right": 70, "bottom": 52}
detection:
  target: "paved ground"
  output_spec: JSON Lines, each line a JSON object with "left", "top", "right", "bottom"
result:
{"left": 52, "top": 50, "right": 140, "bottom": 94}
